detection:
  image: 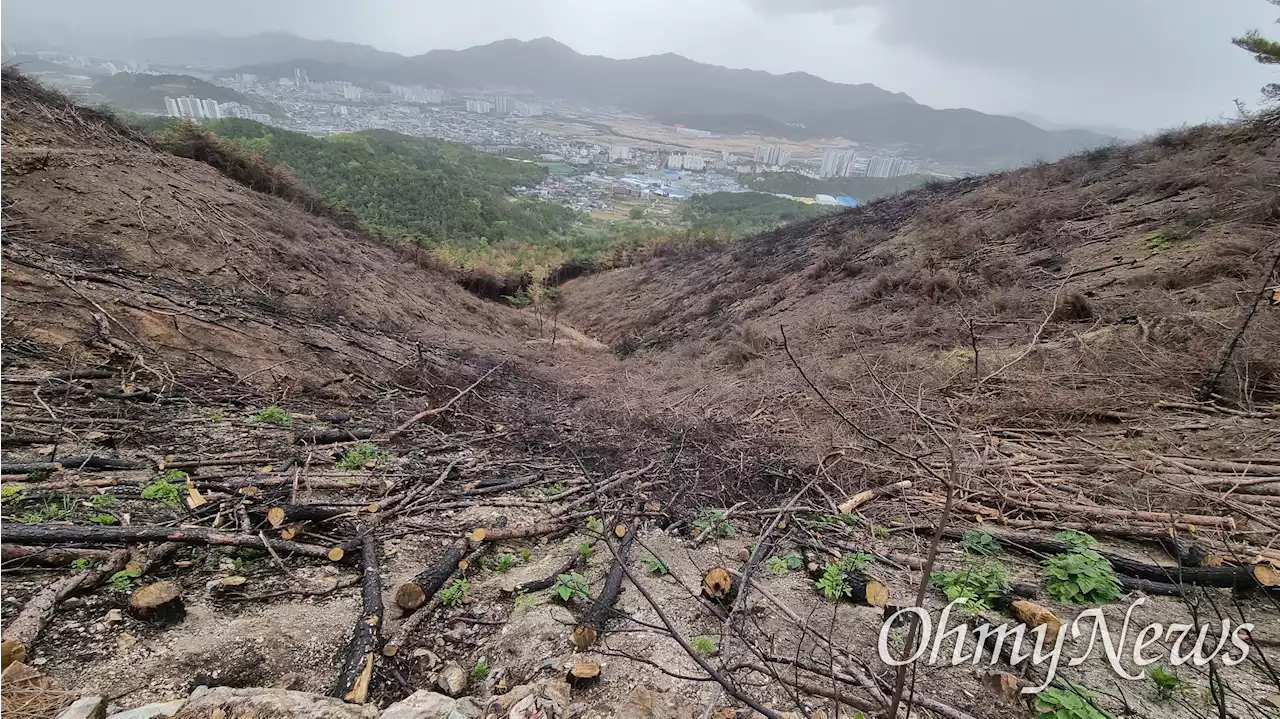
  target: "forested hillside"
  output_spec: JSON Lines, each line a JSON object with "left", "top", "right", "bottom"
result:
{"left": 196, "top": 120, "right": 577, "bottom": 250}
{"left": 679, "top": 192, "right": 836, "bottom": 237}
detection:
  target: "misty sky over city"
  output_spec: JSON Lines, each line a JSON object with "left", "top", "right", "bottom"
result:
{"left": 4, "top": 0, "right": 1277, "bottom": 131}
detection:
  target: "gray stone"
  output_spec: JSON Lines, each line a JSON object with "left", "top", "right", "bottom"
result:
{"left": 448, "top": 697, "right": 482, "bottom": 719}
{"left": 173, "top": 687, "right": 378, "bottom": 719}
{"left": 436, "top": 663, "right": 468, "bottom": 698}
{"left": 107, "top": 699, "right": 185, "bottom": 719}
{"left": 57, "top": 696, "right": 107, "bottom": 719}
{"left": 380, "top": 690, "right": 457, "bottom": 719}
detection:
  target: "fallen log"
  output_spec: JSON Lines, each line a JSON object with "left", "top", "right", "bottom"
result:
{"left": 394, "top": 539, "right": 469, "bottom": 612}
{"left": 572, "top": 524, "right": 635, "bottom": 650}
{"left": 266, "top": 503, "right": 366, "bottom": 528}
{"left": 292, "top": 428, "right": 374, "bottom": 445}
{"left": 838, "top": 480, "right": 912, "bottom": 514}
{"left": 1, "top": 546, "right": 118, "bottom": 567}
{"left": 470, "top": 520, "right": 567, "bottom": 544}
{"left": 0, "top": 524, "right": 350, "bottom": 562}
{"left": 332, "top": 536, "right": 382, "bottom": 704}
{"left": 382, "top": 545, "right": 485, "bottom": 657}
{"left": 1119, "top": 577, "right": 1193, "bottom": 597}
{"left": 994, "top": 533, "right": 1277, "bottom": 589}
{"left": 1, "top": 548, "right": 129, "bottom": 654}
{"left": 2, "top": 455, "right": 147, "bottom": 473}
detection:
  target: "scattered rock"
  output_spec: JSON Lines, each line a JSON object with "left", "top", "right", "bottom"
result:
{"left": 105, "top": 609, "right": 124, "bottom": 624}
{"left": 107, "top": 699, "right": 185, "bottom": 719}
{"left": 273, "top": 673, "right": 306, "bottom": 691}
{"left": 173, "top": 687, "right": 378, "bottom": 719}
{"left": 437, "top": 663, "right": 468, "bottom": 697}
{"left": 448, "top": 697, "right": 483, "bottom": 719}
{"left": 57, "top": 695, "right": 107, "bottom": 719}
{"left": 620, "top": 685, "right": 694, "bottom": 719}
{"left": 381, "top": 690, "right": 458, "bottom": 719}
{"left": 982, "top": 671, "right": 1022, "bottom": 700}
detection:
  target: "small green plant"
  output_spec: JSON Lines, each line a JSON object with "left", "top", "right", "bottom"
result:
{"left": 578, "top": 541, "right": 594, "bottom": 561}
{"left": 539, "top": 482, "right": 566, "bottom": 497}
{"left": 251, "top": 406, "right": 292, "bottom": 426}
{"left": 14, "top": 497, "right": 73, "bottom": 524}
{"left": 89, "top": 493, "right": 119, "bottom": 509}
{"left": 141, "top": 476, "right": 183, "bottom": 507}
{"left": 930, "top": 559, "right": 1009, "bottom": 611}
{"left": 503, "top": 290, "right": 533, "bottom": 308}
{"left": 765, "top": 556, "right": 790, "bottom": 574}
{"left": 1148, "top": 665, "right": 1183, "bottom": 700}
{"left": 1, "top": 485, "right": 24, "bottom": 504}
{"left": 553, "top": 572, "right": 590, "bottom": 602}
{"left": 89, "top": 513, "right": 119, "bottom": 526}
{"left": 962, "top": 530, "right": 1000, "bottom": 556}
{"left": 585, "top": 515, "right": 604, "bottom": 534}
{"left": 1142, "top": 231, "right": 1174, "bottom": 252}
{"left": 815, "top": 563, "right": 851, "bottom": 600}
{"left": 784, "top": 551, "right": 804, "bottom": 569}
{"left": 495, "top": 554, "right": 518, "bottom": 572}
{"left": 690, "top": 635, "right": 718, "bottom": 655}
{"left": 1033, "top": 684, "right": 1116, "bottom": 719}
{"left": 25, "top": 468, "right": 52, "bottom": 482}
{"left": 471, "top": 657, "right": 490, "bottom": 679}
{"left": 1043, "top": 550, "right": 1123, "bottom": 604}
{"left": 1054, "top": 530, "right": 1098, "bottom": 551}
{"left": 336, "top": 442, "right": 387, "bottom": 470}
{"left": 519, "top": 548, "right": 532, "bottom": 563}
{"left": 838, "top": 552, "right": 872, "bottom": 572}
{"left": 108, "top": 568, "right": 143, "bottom": 591}
{"left": 872, "top": 524, "right": 890, "bottom": 539}
{"left": 70, "top": 558, "right": 95, "bottom": 572}
{"left": 693, "top": 509, "right": 737, "bottom": 539}
{"left": 439, "top": 578, "right": 470, "bottom": 608}
{"left": 646, "top": 556, "right": 669, "bottom": 575}
{"left": 207, "top": 409, "right": 225, "bottom": 423}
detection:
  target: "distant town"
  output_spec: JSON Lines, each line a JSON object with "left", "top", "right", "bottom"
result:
{"left": 7, "top": 48, "right": 959, "bottom": 215}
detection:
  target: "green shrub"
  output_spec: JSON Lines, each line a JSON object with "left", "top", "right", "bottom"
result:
{"left": 1033, "top": 684, "right": 1116, "bottom": 719}
{"left": 930, "top": 559, "right": 1009, "bottom": 611}
{"left": 962, "top": 530, "right": 1000, "bottom": 556}
{"left": 691, "top": 635, "right": 718, "bottom": 655}
{"left": 1043, "top": 550, "right": 1122, "bottom": 604}
{"left": 646, "top": 556, "right": 669, "bottom": 575}
{"left": 0, "top": 485, "right": 24, "bottom": 504}
{"left": 1148, "top": 665, "right": 1182, "bottom": 700}
{"left": 89, "top": 493, "right": 119, "bottom": 508}
{"left": 337, "top": 442, "right": 387, "bottom": 470}
{"left": 693, "top": 509, "right": 737, "bottom": 539}
{"left": 816, "top": 563, "right": 851, "bottom": 600}
{"left": 109, "top": 568, "right": 143, "bottom": 591}
{"left": 439, "top": 578, "right": 469, "bottom": 608}
{"left": 251, "top": 406, "right": 292, "bottom": 426}
{"left": 471, "top": 657, "right": 490, "bottom": 678}
{"left": 89, "top": 513, "right": 119, "bottom": 525}
{"left": 1054, "top": 530, "right": 1098, "bottom": 551}
{"left": 141, "top": 477, "right": 182, "bottom": 507}
{"left": 577, "top": 541, "right": 594, "bottom": 561}
{"left": 495, "top": 554, "right": 518, "bottom": 572}
{"left": 70, "top": 558, "right": 96, "bottom": 571}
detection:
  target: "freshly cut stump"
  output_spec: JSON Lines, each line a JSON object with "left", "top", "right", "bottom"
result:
{"left": 701, "top": 567, "right": 737, "bottom": 604}
{"left": 128, "top": 581, "right": 186, "bottom": 624}
{"left": 567, "top": 662, "right": 601, "bottom": 690}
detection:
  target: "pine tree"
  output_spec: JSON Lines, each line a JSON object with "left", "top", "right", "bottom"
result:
{"left": 1234, "top": 0, "right": 1280, "bottom": 101}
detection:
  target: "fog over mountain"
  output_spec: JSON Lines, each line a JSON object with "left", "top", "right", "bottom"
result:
{"left": 4, "top": 0, "right": 1276, "bottom": 131}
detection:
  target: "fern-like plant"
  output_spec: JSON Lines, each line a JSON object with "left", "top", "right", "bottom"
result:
{"left": 1043, "top": 549, "right": 1122, "bottom": 604}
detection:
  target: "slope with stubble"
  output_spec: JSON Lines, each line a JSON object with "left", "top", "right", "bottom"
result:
{"left": 0, "top": 68, "right": 529, "bottom": 395}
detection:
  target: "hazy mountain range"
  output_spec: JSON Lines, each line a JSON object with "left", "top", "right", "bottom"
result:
{"left": 7, "top": 31, "right": 1115, "bottom": 168}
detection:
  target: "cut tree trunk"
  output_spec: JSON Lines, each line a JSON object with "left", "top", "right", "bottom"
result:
{"left": 994, "top": 533, "right": 1277, "bottom": 589}
{"left": 127, "top": 581, "right": 185, "bottom": 624}
{"left": 838, "top": 480, "right": 912, "bottom": 514}
{"left": 701, "top": 567, "right": 738, "bottom": 604}
{"left": 332, "top": 535, "right": 382, "bottom": 704}
{"left": 0, "top": 524, "right": 351, "bottom": 562}
{"left": 566, "top": 663, "right": 601, "bottom": 690}
{"left": 394, "top": 539, "right": 468, "bottom": 612}
{"left": 266, "top": 503, "right": 361, "bottom": 528}
{"left": 1, "top": 548, "right": 129, "bottom": 653}
{"left": 803, "top": 551, "right": 889, "bottom": 607}
{"left": 572, "top": 525, "right": 635, "bottom": 650}
{"left": 3, "top": 455, "right": 147, "bottom": 473}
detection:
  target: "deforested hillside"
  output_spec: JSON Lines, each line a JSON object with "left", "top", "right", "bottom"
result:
{"left": 1, "top": 68, "right": 531, "bottom": 395}
{"left": 563, "top": 118, "right": 1280, "bottom": 420}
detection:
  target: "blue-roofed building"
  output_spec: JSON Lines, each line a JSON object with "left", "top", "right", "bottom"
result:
{"left": 836, "top": 195, "right": 861, "bottom": 207}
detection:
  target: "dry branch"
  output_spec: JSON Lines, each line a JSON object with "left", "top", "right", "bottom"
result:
{"left": 1, "top": 549, "right": 129, "bottom": 653}
{"left": 572, "top": 522, "right": 635, "bottom": 650}
{"left": 1, "top": 524, "right": 350, "bottom": 561}
{"left": 838, "top": 479, "right": 912, "bottom": 514}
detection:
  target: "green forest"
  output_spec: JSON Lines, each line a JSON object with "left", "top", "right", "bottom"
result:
{"left": 738, "top": 171, "right": 930, "bottom": 202}
{"left": 680, "top": 192, "right": 836, "bottom": 237}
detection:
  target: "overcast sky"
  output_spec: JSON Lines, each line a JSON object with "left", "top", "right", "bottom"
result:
{"left": 5, "top": 0, "right": 1277, "bottom": 130}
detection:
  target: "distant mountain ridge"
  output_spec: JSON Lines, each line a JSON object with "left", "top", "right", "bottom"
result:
{"left": 11, "top": 29, "right": 1112, "bottom": 168}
